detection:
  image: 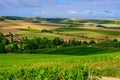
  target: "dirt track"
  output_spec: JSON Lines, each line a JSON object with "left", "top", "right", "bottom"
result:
{"left": 101, "top": 77, "right": 120, "bottom": 80}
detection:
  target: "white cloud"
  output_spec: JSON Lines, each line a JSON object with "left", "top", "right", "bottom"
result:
{"left": 68, "top": 10, "right": 78, "bottom": 14}
{"left": 85, "top": 10, "right": 92, "bottom": 14}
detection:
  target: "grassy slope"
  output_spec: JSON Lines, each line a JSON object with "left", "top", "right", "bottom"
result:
{"left": 42, "top": 46, "right": 120, "bottom": 55}
{"left": 54, "top": 27, "right": 120, "bottom": 40}
{"left": 55, "top": 27, "right": 120, "bottom": 36}
{"left": 0, "top": 46, "right": 120, "bottom": 77}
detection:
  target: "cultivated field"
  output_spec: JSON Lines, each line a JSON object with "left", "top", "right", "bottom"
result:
{"left": 0, "top": 46, "right": 120, "bottom": 79}
{"left": 1, "top": 19, "right": 120, "bottom": 41}
{"left": 1, "top": 18, "right": 120, "bottom": 80}
{"left": 0, "top": 20, "right": 59, "bottom": 34}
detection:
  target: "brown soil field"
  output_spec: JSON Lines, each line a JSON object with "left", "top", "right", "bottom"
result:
{"left": 0, "top": 20, "right": 59, "bottom": 34}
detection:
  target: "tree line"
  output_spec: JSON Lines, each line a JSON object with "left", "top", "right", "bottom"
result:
{"left": 0, "top": 32, "right": 97, "bottom": 53}
{"left": 1, "top": 32, "right": 120, "bottom": 54}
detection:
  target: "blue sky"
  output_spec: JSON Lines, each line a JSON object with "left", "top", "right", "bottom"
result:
{"left": 0, "top": 0, "right": 120, "bottom": 18}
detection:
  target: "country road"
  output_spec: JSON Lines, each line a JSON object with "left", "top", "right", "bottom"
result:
{"left": 101, "top": 77, "right": 120, "bottom": 80}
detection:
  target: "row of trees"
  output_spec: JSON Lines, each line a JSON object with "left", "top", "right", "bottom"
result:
{"left": 25, "top": 37, "right": 81, "bottom": 50}
{"left": 2, "top": 31, "right": 120, "bottom": 54}
{"left": 19, "top": 37, "right": 96, "bottom": 53}
{"left": 0, "top": 32, "right": 97, "bottom": 53}
{"left": 25, "top": 37, "right": 97, "bottom": 50}
{"left": 97, "top": 39, "right": 120, "bottom": 48}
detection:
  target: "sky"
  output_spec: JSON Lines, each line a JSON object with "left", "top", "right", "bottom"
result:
{"left": 0, "top": 0, "right": 120, "bottom": 18}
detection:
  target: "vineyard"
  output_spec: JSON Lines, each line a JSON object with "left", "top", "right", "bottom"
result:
{"left": 0, "top": 46, "right": 120, "bottom": 79}
{"left": 0, "top": 65, "right": 101, "bottom": 80}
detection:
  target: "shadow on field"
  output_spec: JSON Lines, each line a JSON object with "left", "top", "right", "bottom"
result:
{"left": 41, "top": 46, "right": 120, "bottom": 56}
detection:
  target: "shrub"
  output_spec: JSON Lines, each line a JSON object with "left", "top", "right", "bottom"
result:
{"left": 89, "top": 40, "right": 96, "bottom": 44}
{"left": 0, "top": 43, "right": 6, "bottom": 53}
{"left": 96, "top": 25, "right": 106, "bottom": 28}
{"left": 113, "top": 39, "right": 118, "bottom": 42}
{"left": 47, "top": 30, "right": 53, "bottom": 33}
{"left": 83, "top": 41, "right": 88, "bottom": 44}
{"left": 41, "top": 29, "right": 48, "bottom": 32}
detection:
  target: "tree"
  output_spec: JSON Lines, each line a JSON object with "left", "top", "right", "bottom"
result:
{"left": 89, "top": 40, "right": 96, "bottom": 44}
{"left": 41, "top": 29, "right": 48, "bottom": 32}
{"left": 2, "top": 39, "right": 9, "bottom": 45}
{"left": 52, "top": 37, "right": 63, "bottom": 46}
{"left": 25, "top": 36, "right": 28, "bottom": 42}
{"left": 0, "top": 16, "right": 5, "bottom": 21}
{"left": 96, "top": 25, "right": 106, "bottom": 28}
{"left": 74, "top": 40, "right": 81, "bottom": 46}
{"left": 9, "top": 32, "right": 13, "bottom": 42}
{"left": 25, "top": 40, "right": 38, "bottom": 50}
{"left": 28, "top": 26, "right": 31, "bottom": 29}
{"left": 12, "top": 43, "right": 18, "bottom": 52}
{"left": 46, "top": 40, "right": 52, "bottom": 48}
{"left": 0, "top": 43, "right": 6, "bottom": 53}
{"left": 0, "top": 33, "right": 7, "bottom": 53}
{"left": 62, "top": 42, "right": 68, "bottom": 47}
{"left": 0, "top": 33, "right": 4, "bottom": 42}
{"left": 113, "top": 39, "right": 118, "bottom": 42}
{"left": 83, "top": 41, "right": 88, "bottom": 44}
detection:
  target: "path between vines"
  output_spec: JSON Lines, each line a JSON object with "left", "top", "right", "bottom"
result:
{"left": 101, "top": 77, "right": 120, "bottom": 80}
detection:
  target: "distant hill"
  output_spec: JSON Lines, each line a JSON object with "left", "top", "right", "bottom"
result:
{"left": 1, "top": 16, "right": 120, "bottom": 25}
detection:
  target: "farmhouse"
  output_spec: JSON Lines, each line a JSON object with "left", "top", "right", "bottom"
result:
{"left": 13, "top": 38, "right": 25, "bottom": 42}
